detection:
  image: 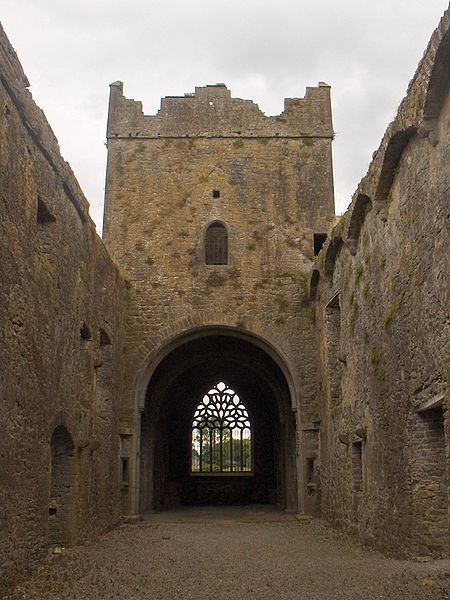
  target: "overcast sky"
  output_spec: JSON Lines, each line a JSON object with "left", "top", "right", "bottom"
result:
{"left": 2, "top": 1, "right": 447, "bottom": 232}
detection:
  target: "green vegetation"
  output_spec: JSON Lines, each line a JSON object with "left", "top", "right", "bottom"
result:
{"left": 233, "top": 139, "right": 244, "bottom": 149}
{"left": 355, "top": 264, "right": 364, "bottom": 284}
{"left": 350, "top": 302, "right": 358, "bottom": 331}
{"left": 192, "top": 428, "right": 252, "bottom": 473}
{"left": 275, "top": 295, "right": 289, "bottom": 312}
{"left": 282, "top": 270, "right": 307, "bottom": 285}
{"left": 384, "top": 292, "right": 405, "bottom": 327}
{"left": 370, "top": 346, "right": 380, "bottom": 368}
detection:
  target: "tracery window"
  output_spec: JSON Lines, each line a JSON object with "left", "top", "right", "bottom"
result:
{"left": 205, "top": 222, "right": 228, "bottom": 265}
{"left": 191, "top": 382, "right": 252, "bottom": 473}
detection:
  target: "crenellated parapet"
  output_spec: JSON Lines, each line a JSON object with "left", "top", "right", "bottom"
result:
{"left": 106, "top": 81, "right": 334, "bottom": 139}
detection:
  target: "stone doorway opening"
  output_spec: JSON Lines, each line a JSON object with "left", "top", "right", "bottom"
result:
{"left": 48, "top": 426, "right": 75, "bottom": 546}
{"left": 139, "top": 332, "right": 297, "bottom": 513}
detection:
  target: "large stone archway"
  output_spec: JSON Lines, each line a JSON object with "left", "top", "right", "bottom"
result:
{"left": 131, "top": 327, "right": 300, "bottom": 514}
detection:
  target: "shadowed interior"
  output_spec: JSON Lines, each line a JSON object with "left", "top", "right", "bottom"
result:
{"left": 139, "top": 334, "right": 296, "bottom": 512}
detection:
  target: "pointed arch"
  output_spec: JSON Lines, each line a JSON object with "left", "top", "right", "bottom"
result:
{"left": 374, "top": 127, "right": 417, "bottom": 204}
{"left": 423, "top": 27, "right": 450, "bottom": 121}
{"left": 346, "top": 194, "right": 372, "bottom": 255}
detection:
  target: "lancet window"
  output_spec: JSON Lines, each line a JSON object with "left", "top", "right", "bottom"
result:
{"left": 191, "top": 382, "right": 252, "bottom": 473}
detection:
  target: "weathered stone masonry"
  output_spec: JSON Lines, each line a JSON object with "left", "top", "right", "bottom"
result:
{"left": 0, "top": 24, "right": 126, "bottom": 587}
{"left": 103, "top": 80, "right": 335, "bottom": 517}
{"left": 312, "top": 11, "right": 449, "bottom": 557}
{"left": 0, "top": 8, "right": 449, "bottom": 591}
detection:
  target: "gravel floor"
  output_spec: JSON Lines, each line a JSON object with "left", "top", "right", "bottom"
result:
{"left": 4, "top": 506, "right": 449, "bottom": 600}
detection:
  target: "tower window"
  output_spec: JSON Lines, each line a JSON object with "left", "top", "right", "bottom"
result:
{"left": 212, "top": 190, "right": 220, "bottom": 199}
{"left": 313, "top": 233, "right": 327, "bottom": 256}
{"left": 191, "top": 381, "right": 252, "bottom": 474}
{"left": 205, "top": 222, "right": 228, "bottom": 265}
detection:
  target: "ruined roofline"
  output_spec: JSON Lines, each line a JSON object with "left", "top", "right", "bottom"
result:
{"left": 313, "top": 8, "right": 449, "bottom": 277}
{"left": 106, "top": 81, "right": 334, "bottom": 139}
{"left": 0, "top": 22, "right": 92, "bottom": 225}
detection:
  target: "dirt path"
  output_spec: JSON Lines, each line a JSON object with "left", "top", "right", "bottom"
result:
{"left": 4, "top": 507, "right": 449, "bottom": 600}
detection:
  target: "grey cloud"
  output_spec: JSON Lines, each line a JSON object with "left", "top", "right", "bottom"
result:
{"left": 1, "top": 0, "right": 447, "bottom": 227}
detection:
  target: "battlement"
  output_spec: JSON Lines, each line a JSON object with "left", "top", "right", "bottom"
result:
{"left": 106, "top": 82, "right": 333, "bottom": 139}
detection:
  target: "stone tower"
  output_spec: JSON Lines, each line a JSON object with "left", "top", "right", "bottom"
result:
{"left": 103, "top": 82, "right": 335, "bottom": 515}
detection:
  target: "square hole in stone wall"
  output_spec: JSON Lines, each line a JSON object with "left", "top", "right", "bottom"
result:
{"left": 212, "top": 190, "right": 220, "bottom": 199}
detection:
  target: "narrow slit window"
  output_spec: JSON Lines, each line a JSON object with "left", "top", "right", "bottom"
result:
{"left": 191, "top": 381, "right": 252, "bottom": 474}
{"left": 306, "top": 457, "right": 315, "bottom": 484}
{"left": 205, "top": 222, "right": 228, "bottom": 265}
{"left": 120, "top": 458, "right": 129, "bottom": 484}
{"left": 352, "top": 442, "right": 363, "bottom": 492}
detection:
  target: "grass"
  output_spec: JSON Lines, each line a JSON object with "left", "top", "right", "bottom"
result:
{"left": 384, "top": 292, "right": 405, "bottom": 327}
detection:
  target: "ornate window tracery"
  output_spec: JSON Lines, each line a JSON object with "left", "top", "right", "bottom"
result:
{"left": 205, "top": 222, "right": 228, "bottom": 265}
{"left": 191, "top": 381, "right": 252, "bottom": 473}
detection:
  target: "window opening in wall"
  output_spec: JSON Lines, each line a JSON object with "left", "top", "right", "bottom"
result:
{"left": 205, "top": 222, "right": 228, "bottom": 265}
{"left": 306, "top": 457, "right": 315, "bottom": 484}
{"left": 99, "top": 328, "right": 111, "bottom": 346}
{"left": 411, "top": 402, "right": 447, "bottom": 551}
{"left": 120, "top": 457, "right": 129, "bottom": 484}
{"left": 212, "top": 190, "right": 220, "bottom": 198}
{"left": 80, "top": 323, "right": 91, "bottom": 341}
{"left": 313, "top": 233, "right": 327, "bottom": 256}
{"left": 306, "top": 457, "right": 316, "bottom": 496}
{"left": 191, "top": 381, "right": 252, "bottom": 474}
{"left": 48, "top": 426, "right": 75, "bottom": 546}
{"left": 325, "top": 293, "right": 342, "bottom": 405}
{"left": 37, "top": 197, "right": 55, "bottom": 224}
{"left": 352, "top": 441, "right": 363, "bottom": 493}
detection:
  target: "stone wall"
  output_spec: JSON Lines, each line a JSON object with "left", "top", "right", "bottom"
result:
{"left": 0, "top": 24, "right": 126, "bottom": 587}
{"left": 103, "top": 81, "right": 336, "bottom": 515}
{"left": 312, "top": 11, "right": 449, "bottom": 557}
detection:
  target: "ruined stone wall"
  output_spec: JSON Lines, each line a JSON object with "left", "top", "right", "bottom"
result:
{"left": 313, "top": 11, "right": 449, "bottom": 557}
{"left": 103, "top": 82, "right": 335, "bottom": 513}
{"left": 0, "top": 25, "right": 126, "bottom": 587}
